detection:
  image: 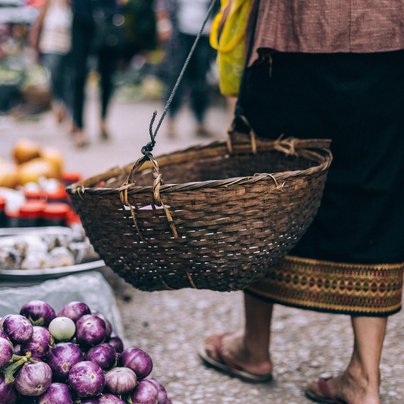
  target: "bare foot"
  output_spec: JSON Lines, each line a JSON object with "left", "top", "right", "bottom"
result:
{"left": 204, "top": 331, "right": 272, "bottom": 376}
{"left": 53, "top": 102, "right": 67, "bottom": 124}
{"left": 100, "top": 120, "right": 110, "bottom": 141}
{"left": 73, "top": 129, "right": 89, "bottom": 148}
{"left": 68, "top": 122, "right": 79, "bottom": 135}
{"left": 305, "top": 373, "right": 381, "bottom": 404}
{"left": 195, "top": 124, "right": 213, "bottom": 138}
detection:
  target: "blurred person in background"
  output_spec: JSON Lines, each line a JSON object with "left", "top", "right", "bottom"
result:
{"left": 156, "top": 0, "right": 217, "bottom": 138}
{"left": 70, "top": 0, "right": 123, "bottom": 147}
{"left": 30, "top": 0, "right": 72, "bottom": 125}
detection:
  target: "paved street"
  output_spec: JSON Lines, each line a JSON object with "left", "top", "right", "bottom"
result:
{"left": 1, "top": 87, "right": 230, "bottom": 178}
{"left": 1, "top": 92, "right": 403, "bottom": 404}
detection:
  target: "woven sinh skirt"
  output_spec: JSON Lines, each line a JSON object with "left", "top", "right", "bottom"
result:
{"left": 237, "top": 51, "right": 404, "bottom": 316}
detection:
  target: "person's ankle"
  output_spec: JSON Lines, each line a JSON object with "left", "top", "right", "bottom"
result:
{"left": 240, "top": 336, "right": 272, "bottom": 370}
{"left": 343, "top": 366, "right": 381, "bottom": 403}
{"left": 100, "top": 120, "right": 110, "bottom": 140}
{"left": 346, "top": 361, "right": 380, "bottom": 387}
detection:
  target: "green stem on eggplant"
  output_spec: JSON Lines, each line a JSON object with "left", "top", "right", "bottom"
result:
{"left": 125, "top": 395, "right": 133, "bottom": 404}
{"left": 2, "top": 356, "right": 28, "bottom": 384}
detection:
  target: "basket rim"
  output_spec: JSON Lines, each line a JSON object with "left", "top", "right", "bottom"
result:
{"left": 67, "top": 137, "right": 332, "bottom": 196}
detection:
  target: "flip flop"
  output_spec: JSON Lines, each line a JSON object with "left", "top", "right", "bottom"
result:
{"left": 304, "top": 377, "right": 347, "bottom": 403}
{"left": 198, "top": 334, "right": 273, "bottom": 384}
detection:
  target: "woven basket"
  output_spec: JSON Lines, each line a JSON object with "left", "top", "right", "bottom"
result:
{"left": 67, "top": 135, "right": 332, "bottom": 291}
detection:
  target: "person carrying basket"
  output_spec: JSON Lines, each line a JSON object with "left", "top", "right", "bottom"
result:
{"left": 200, "top": 1, "right": 404, "bottom": 403}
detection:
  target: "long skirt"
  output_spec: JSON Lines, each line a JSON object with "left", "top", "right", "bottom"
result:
{"left": 236, "top": 51, "right": 404, "bottom": 316}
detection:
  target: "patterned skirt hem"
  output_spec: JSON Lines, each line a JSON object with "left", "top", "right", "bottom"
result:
{"left": 245, "top": 256, "right": 404, "bottom": 317}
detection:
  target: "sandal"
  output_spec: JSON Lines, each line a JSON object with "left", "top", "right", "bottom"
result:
{"left": 198, "top": 334, "right": 273, "bottom": 384}
{"left": 304, "top": 377, "right": 347, "bottom": 403}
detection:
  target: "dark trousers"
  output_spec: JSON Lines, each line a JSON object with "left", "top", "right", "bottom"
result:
{"left": 164, "top": 33, "right": 214, "bottom": 123}
{"left": 71, "top": 17, "right": 116, "bottom": 129}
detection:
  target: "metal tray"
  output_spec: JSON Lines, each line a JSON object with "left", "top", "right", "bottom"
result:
{"left": 0, "top": 260, "right": 106, "bottom": 281}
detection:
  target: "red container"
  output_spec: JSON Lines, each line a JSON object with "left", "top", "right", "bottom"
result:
{"left": 42, "top": 203, "right": 70, "bottom": 227}
{"left": 46, "top": 186, "right": 69, "bottom": 204}
{"left": 0, "top": 196, "right": 6, "bottom": 227}
{"left": 19, "top": 201, "right": 45, "bottom": 227}
{"left": 24, "top": 189, "right": 46, "bottom": 201}
{"left": 62, "top": 172, "right": 81, "bottom": 187}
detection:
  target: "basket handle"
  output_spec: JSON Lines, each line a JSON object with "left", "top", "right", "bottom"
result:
{"left": 226, "top": 115, "right": 257, "bottom": 154}
{"left": 119, "top": 156, "right": 178, "bottom": 239}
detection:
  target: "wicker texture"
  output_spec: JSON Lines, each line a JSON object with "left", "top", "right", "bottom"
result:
{"left": 67, "top": 137, "right": 332, "bottom": 291}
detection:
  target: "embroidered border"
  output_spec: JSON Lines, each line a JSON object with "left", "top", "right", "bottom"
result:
{"left": 246, "top": 256, "right": 404, "bottom": 315}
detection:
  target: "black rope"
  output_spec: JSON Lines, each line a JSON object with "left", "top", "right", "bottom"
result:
{"left": 141, "top": 0, "right": 218, "bottom": 159}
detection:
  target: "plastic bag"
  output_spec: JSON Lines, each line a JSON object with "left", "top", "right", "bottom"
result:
{"left": 0, "top": 271, "right": 125, "bottom": 339}
{"left": 210, "top": 0, "right": 253, "bottom": 96}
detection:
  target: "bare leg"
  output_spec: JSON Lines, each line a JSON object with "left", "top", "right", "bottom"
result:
{"left": 204, "top": 292, "right": 273, "bottom": 375}
{"left": 100, "top": 119, "right": 110, "bottom": 141}
{"left": 307, "top": 316, "right": 387, "bottom": 404}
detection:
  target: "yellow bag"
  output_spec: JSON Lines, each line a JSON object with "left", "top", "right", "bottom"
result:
{"left": 210, "top": 0, "right": 253, "bottom": 97}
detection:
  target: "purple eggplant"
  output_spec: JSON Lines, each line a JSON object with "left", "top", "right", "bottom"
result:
{"left": 20, "top": 301, "right": 56, "bottom": 327}
{"left": 0, "top": 336, "right": 13, "bottom": 367}
{"left": 80, "top": 395, "right": 125, "bottom": 404}
{"left": 121, "top": 347, "right": 153, "bottom": 379}
{"left": 107, "top": 335, "right": 124, "bottom": 354}
{"left": 68, "top": 361, "right": 105, "bottom": 398}
{"left": 131, "top": 380, "right": 158, "bottom": 404}
{"left": 15, "top": 361, "right": 52, "bottom": 396}
{"left": 87, "top": 343, "right": 116, "bottom": 370}
{"left": 22, "top": 327, "right": 52, "bottom": 359}
{"left": 98, "top": 393, "right": 126, "bottom": 403}
{"left": 3, "top": 315, "right": 33, "bottom": 344}
{"left": 38, "top": 382, "right": 73, "bottom": 404}
{"left": 0, "top": 374, "right": 17, "bottom": 404}
{"left": 93, "top": 313, "right": 112, "bottom": 339}
{"left": 76, "top": 315, "right": 107, "bottom": 348}
{"left": 148, "top": 378, "right": 168, "bottom": 404}
{"left": 0, "top": 314, "right": 10, "bottom": 329}
{"left": 57, "top": 302, "right": 91, "bottom": 323}
{"left": 47, "top": 342, "right": 83, "bottom": 381}
{"left": 105, "top": 367, "right": 137, "bottom": 395}
{"left": 0, "top": 330, "right": 10, "bottom": 341}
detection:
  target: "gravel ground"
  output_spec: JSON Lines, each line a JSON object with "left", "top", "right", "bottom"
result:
{"left": 115, "top": 283, "right": 404, "bottom": 404}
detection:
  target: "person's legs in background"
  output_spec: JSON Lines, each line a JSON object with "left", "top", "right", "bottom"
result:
{"left": 164, "top": 85, "right": 185, "bottom": 138}
{"left": 42, "top": 53, "right": 68, "bottom": 123}
{"left": 97, "top": 47, "right": 116, "bottom": 140}
{"left": 162, "top": 34, "right": 187, "bottom": 138}
{"left": 189, "top": 35, "right": 213, "bottom": 137}
{"left": 71, "top": 18, "right": 93, "bottom": 147}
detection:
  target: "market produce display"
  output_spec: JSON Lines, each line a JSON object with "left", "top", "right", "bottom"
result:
{"left": 0, "top": 300, "right": 172, "bottom": 403}
{"left": 0, "top": 226, "right": 98, "bottom": 271}
{"left": 1, "top": 139, "right": 63, "bottom": 189}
